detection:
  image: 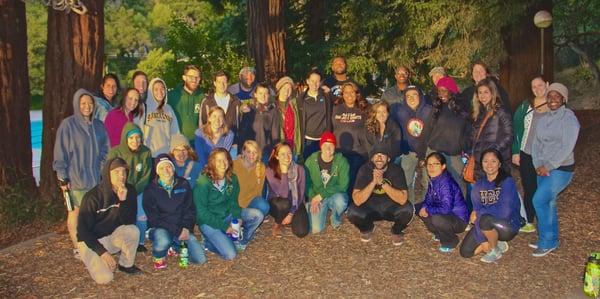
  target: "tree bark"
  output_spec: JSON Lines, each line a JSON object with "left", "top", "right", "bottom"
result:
{"left": 39, "top": 0, "right": 104, "bottom": 202}
{"left": 500, "top": 1, "right": 554, "bottom": 111}
{"left": 567, "top": 41, "right": 600, "bottom": 92}
{"left": 0, "top": 0, "right": 37, "bottom": 193}
{"left": 247, "top": 0, "right": 286, "bottom": 87}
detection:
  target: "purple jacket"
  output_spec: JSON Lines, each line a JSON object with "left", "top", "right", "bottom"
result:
{"left": 422, "top": 171, "right": 468, "bottom": 223}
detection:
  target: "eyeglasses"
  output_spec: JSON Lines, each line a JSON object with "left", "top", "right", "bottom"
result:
{"left": 427, "top": 162, "right": 442, "bottom": 167}
{"left": 186, "top": 75, "right": 201, "bottom": 82}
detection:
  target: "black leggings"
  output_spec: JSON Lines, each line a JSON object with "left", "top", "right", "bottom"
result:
{"left": 460, "top": 214, "right": 518, "bottom": 258}
{"left": 519, "top": 151, "right": 537, "bottom": 223}
{"left": 269, "top": 197, "right": 309, "bottom": 237}
{"left": 347, "top": 197, "right": 414, "bottom": 235}
{"left": 421, "top": 214, "right": 467, "bottom": 248}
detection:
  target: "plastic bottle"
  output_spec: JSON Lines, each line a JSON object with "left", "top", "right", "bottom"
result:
{"left": 584, "top": 255, "right": 600, "bottom": 297}
{"left": 230, "top": 219, "right": 241, "bottom": 241}
{"left": 178, "top": 241, "right": 189, "bottom": 269}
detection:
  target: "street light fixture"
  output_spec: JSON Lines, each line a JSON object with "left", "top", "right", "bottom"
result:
{"left": 534, "top": 10, "right": 553, "bottom": 75}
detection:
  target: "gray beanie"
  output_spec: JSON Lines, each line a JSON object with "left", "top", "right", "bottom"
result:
{"left": 547, "top": 83, "right": 569, "bottom": 103}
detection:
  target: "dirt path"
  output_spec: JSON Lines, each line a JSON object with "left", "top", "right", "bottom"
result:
{"left": 1, "top": 127, "right": 599, "bottom": 298}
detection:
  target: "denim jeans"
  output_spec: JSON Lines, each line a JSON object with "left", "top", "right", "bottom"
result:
{"left": 200, "top": 212, "right": 263, "bottom": 260}
{"left": 308, "top": 192, "right": 349, "bottom": 233}
{"left": 532, "top": 169, "right": 573, "bottom": 249}
{"left": 400, "top": 151, "right": 428, "bottom": 204}
{"left": 239, "top": 207, "right": 264, "bottom": 245}
{"left": 246, "top": 196, "right": 270, "bottom": 217}
{"left": 149, "top": 228, "right": 206, "bottom": 264}
{"left": 136, "top": 193, "right": 147, "bottom": 245}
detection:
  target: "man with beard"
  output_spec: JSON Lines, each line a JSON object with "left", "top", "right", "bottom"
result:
{"left": 347, "top": 143, "right": 414, "bottom": 245}
{"left": 169, "top": 65, "right": 204, "bottom": 145}
{"left": 382, "top": 65, "right": 423, "bottom": 106}
{"left": 322, "top": 56, "right": 359, "bottom": 98}
{"left": 228, "top": 66, "right": 258, "bottom": 102}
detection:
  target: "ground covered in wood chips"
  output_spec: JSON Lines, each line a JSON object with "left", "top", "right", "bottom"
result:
{"left": 1, "top": 125, "right": 599, "bottom": 298}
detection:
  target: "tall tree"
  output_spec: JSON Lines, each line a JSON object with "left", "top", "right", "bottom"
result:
{"left": 39, "top": 0, "right": 104, "bottom": 202}
{"left": 0, "top": 0, "right": 37, "bottom": 192}
{"left": 247, "top": 0, "right": 286, "bottom": 86}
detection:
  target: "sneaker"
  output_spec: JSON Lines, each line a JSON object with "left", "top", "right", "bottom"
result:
{"left": 439, "top": 246, "right": 454, "bottom": 253}
{"left": 519, "top": 223, "right": 536, "bottom": 233}
{"left": 235, "top": 242, "right": 247, "bottom": 252}
{"left": 167, "top": 247, "right": 178, "bottom": 257}
{"left": 360, "top": 227, "right": 375, "bottom": 242}
{"left": 153, "top": 257, "right": 167, "bottom": 270}
{"left": 480, "top": 247, "right": 503, "bottom": 263}
{"left": 432, "top": 235, "right": 440, "bottom": 242}
{"left": 497, "top": 241, "right": 509, "bottom": 253}
{"left": 465, "top": 223, "right": 473, "bottom": 232}
{"left": 262, "top": 216, "right": 270, "bottom": 223}
{"left": 391, "top": 233, "right": 404, "bottom": 246}
{"left": 137, "top": 244, "right": 148, "bottom": 253}
{"left": 532, "top": 247, "right": 557, "bottom": 257}
{"left": 528, "top": 243, "right": 538, "bottom": 249}
{"left": 73, "top": 249, "right": 81, "bottom": 260}
{"left": 118, "top": 264, "right": 143, "bottom": 275}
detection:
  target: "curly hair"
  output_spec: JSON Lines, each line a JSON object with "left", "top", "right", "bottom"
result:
{"left": 202, "top": 106, "right": 229, "bottom": 141}
{"left": 203, "top": 148, "right": 234, "bottom": 183}
{"left": 334, "top": 82, "right": 370, "bottom": 113}
{"left": 366, "top": 100, "right": 390, "bottom": 135}
{"left": 431, "top": 91, "right": 464, "bottom": 120}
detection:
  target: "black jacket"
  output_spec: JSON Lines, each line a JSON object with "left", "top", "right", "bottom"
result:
{"left": 77, "top": 158, "right": 137, "bottom": 256}
{"left": 238, "top": 102, "right": 280, "bottom": 159}
{"left": 419, "top": 99, "right": 471, "bottom": 159}
{"left": 297, "top": 89, "right": 333, "bottom": 140}
{"left": 143, "top": 176, "right": 196, "bottom": 238}
{"left": 471, "top": 106, "right": 513, "bottom": 179}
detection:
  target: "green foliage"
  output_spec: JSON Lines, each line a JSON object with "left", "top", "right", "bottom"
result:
{"left": 105, "top": 6, "right": 152, "bottom": 55}
{"left": 0, "top": 183, "right": 61, "bottom": 231}
{"left": 128, "top": 48, "right": 178, "bottom": 88}
{"left": 25, "top": 1, "right": 47, "bottom": 96}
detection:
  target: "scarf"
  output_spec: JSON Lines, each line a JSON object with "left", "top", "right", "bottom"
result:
{"left": 287, "top": 162, "right": 300, "bottom": 208}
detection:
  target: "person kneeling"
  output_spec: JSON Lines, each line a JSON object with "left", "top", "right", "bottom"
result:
{"left": 305, "top": 132, "right": 349, "bottom": 233}
{"left": 77, "top": 158, "right": 142, "bottom": 284}
{"left": 143, "top": 154, "right": 207, "bottom": 269}
{"left": 460, "top": 148, "right": 521, "bottom": 263}
{"left": 347, "top": 144, "right": 414, "bottom": 245}
{"left": 419, "top": 152, "right": 468, "bottom": 253}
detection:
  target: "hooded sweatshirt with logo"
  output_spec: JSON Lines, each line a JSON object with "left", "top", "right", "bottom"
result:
{"left": 53, "top": 88, "right": 109, "bottom": 190}
{"left": 136, "top": 78, "right": 180, "bottom": 157}
{"left": 107, "top": 123, "right": 153, "bottom": 195}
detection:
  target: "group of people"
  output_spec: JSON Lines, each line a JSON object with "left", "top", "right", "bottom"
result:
{"left": 52, "top": 56, "right": 580, "bottom": 284}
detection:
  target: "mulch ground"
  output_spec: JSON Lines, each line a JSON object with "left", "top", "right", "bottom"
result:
{"left": 1, "top": 126, "right": 599, "bottom": 298}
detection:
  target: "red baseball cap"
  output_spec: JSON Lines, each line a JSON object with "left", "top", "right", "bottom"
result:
{"left": 320, "top": 131, "right": 337, "bottom": 148}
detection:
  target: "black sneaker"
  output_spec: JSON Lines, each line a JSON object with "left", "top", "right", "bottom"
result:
{"left": 137, "top": 244, "right": 148, "bottom": 253}
{"left": 118, "top": 264, "right": 142, "bottom": 275}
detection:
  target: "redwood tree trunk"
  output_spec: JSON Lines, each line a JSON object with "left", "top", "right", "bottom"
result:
{"left": 500, "top": 1, "right": 553, "bottom": 111}
{"left": 39, "top": 0, "right": 104, "bottom": 202}
{"left": 248, "top": 0, "right": 286, "bottom": 87}
{"left": 0, "top": 0, "right": 37, "bottom": 193}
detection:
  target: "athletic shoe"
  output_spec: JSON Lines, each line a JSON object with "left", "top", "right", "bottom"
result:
{"left": 519, "top": 223, "right": 536, "bottom": 233}
{"left": 497, "top": 241, "right": 509, "bottom": 253}
{"left": 118, "top": 264, "right": 143, "bottom": 275}
{"left": 153, "top": 257, "right": 167, "bottom": 270}
{"left": 464, "top": 223, "right": 473, "bottom": 232}
{"left": 235, "top": 242, "right": 247, "bottom": 252}
{"left": 391, "top": 233, "right": 404, "bottom": 246}
{"left": 360, "top": 227, "right": 375, "bottom": 242}
{"left": 439, "top": 246, "right": 454, "bottom": 253}
{"left": 73, "top": 249, "right": 81, "bottom": 260}
{"left": 480, "top": 247, "right": 503, "bottom": 263}
{"left": 532, "top": 247, "right": 557, "bottom": 257}
{"left": 432, "top": 235, "right": 440, "bottom": 242}
{"left": 137, "top": 244, "right": 148, "bottom": 253}
{"left": 528, "top": 243, "right": 538, "bottom": 249}
{"left": 167, "top": 246, "right": 178, "bottom": 257}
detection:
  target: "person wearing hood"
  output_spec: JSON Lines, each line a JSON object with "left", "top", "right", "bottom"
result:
{"left": 391, "top": 85, "right": 432, "bottom": 205}
{"left": 107, "top": 122, "right": 153, "bottom": 252}
{"left": 104, "top": 88, "right": 143, "bottom": 148}
{"left": 136, "top": 77, "right": 180, "bottom": 157}
{"left": 94, "top": 73, "right": 121, "bottom": 122}
{"left": 238, "top": 83, "right": 280, "bottom": 161}
{"left": 169, "top": 133, "right": 202, "bottom": 189}
{"left": 77, "top": 157, "right": 141, "bottom": 284}
{"left": 143, "top": 154, "right": 206, "bottom": 269}
{"left": 53, "top": 88, "right": 109, "bottom": 260}
{"left": 530, "top": 83, "right": 579, "bottom": 257}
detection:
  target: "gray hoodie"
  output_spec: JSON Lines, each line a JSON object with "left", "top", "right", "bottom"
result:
{"left": 53, "top": 88, "right": 109, "bottom": 190}
{"left": 136, "top": 78, "right": 180, "bottom": 157}
{"left": 532, "top": 105, "right": 580, "bottom": 171}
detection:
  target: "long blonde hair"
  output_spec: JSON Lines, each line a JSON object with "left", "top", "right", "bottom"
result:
{"left": 241, "top": 140, "right": 265, "bottom": 182}
{"left": 471, "top": 78, "right": 499, "bottom": 121}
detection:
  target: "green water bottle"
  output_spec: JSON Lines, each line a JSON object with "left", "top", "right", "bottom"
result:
{"left": 178, "top": 241, "right": 189, "bottom": 269}
{"left": 584, "top": 255, "right": 600, "bottom": 297}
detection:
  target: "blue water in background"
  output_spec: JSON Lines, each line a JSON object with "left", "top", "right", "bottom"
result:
{"left": 31, "top": 120, "right": 42, "bottom": 149}
{"left": 30, "top": 111, "right": 42, "bottom": 184}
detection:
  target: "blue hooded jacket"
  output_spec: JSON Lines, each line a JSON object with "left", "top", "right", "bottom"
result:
{"left": 53, "top": 88, "right": 109, "bottom": 190}
{"left": 391, "top": 95, "right": 432, "bottom": 155}
{"left": 422, "top": 171, "right": 468, "bottom": 222}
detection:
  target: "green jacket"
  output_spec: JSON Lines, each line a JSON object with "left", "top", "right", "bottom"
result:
{"left": 305, "top": 151, "right": 349, "bottom": 200}
{"left": 107, "top": 122, "right": 152, "bottom": 195}
{"left": 512, "top": 101, "right": 531, "bottom": 154}
{"left": 193, "top": 174, "right": 241, "bottom": 231}
{"left": 168, "top": 84, "right": 203, "bottom": 142}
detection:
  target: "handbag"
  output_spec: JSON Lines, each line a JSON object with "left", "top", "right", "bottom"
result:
{"left": 463, "top": 111, "right": 493, "bottom": 183}
{"left": 291, "top": 202, "right": 309, "bottom": 238}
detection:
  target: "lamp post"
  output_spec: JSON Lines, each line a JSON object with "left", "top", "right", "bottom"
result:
{"left": 534, "top": 10, "right": 553, "bottom": 75}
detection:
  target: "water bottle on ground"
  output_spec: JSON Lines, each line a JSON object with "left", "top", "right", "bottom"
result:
{"left": 178, "top": 241, "right": 188, "bottom": 269}
{"left": 583, "top": 253, "right": 600, "bottom": 297}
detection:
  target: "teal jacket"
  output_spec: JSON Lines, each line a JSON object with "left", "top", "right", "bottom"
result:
{"left": 512, "top": 101, "right": 531, "bottom": 154}
{"left": 304, "top": 152, "right": 349, "bottom": 200}
{"left": 193, "top": 174, "right": 241, "bottom": 231}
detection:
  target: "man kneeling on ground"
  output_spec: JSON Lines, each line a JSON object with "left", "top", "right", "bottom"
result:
{"left": 77, "top": 157, "right": 142, "bottom": 284}
{"left": 347, "top": 143, "right": 414, "bottom": 245}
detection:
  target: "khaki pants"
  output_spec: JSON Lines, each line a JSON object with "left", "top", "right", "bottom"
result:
{"left": 78, "top": 224, "right": 139, "bottom": 284}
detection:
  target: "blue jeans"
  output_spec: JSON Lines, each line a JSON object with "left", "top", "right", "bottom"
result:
{"left": 136, "top": 193, "right": 147, "bottom": 245}
{"left": 400, "top": 151, "right": 428, "bottom": 204}
{"left": 532, "top": 170, "right": 573, "bottom": 249}
{"left": 309, "top": 192, "right": 349, "bottom": 233}
{"left": 149, "top": 228, "right": 206, "bottom": 264}
{"left": 239, "top": 207, "right": 264, "bottom": 245}
{"left": 200, "top": 213, "right": 263, "bottom": 260}
{"left": 246, "top": 196, "right": 270, "bottom": 217}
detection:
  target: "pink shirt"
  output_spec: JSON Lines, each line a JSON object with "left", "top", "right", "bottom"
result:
{"left": 104, "top": 108, "right": 134, "bottom": 147}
